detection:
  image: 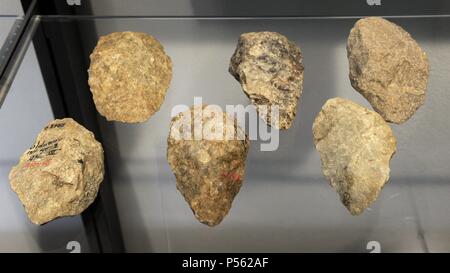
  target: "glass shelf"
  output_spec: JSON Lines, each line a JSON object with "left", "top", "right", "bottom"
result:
{"left": 30, "top": 0, "right": 450, "bottom": 17}
{"left": 0, "top": 1, "right": 25, "bottom": 67}
{"left": 1, "top": 14, "right": 450, "bottom": 252}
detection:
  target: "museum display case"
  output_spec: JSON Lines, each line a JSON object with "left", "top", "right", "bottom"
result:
{"left": 0, "top": 0, "right": 449, "bottom": 253}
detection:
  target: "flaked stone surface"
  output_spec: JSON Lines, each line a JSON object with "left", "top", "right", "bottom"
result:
{"left": 167, "top": 105, "right": 250, "bottom": 226}
{"left": 9, "top": 118, "right": 104, "bottom": 225}
{"left": 312, "top": 98, "right": 397, "bottom": 215}
{"left": 229, "top": 31, "right": 304, "bottom": 130}
{"left": 88, "top": 31, "right": 172, "bottom": 123}
{"left": 347, "top": 17, "right": 429, "bottom": 124}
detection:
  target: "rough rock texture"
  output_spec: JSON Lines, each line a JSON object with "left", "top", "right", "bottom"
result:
{"left": 312, "top": 98, "right": 397, "bottom": 215}
{"left": 167, "top": 105, "right": 250, "bottom": 226}
{"left": 88, "top": 31, "right": 172, "bottom": 123}
{"left": 229, "top": 31, "right": 304, "bottom": 130}
{"left": 9, "top": 118, "right": 104, "bottom": 225}
{"left": 347, "top": 17, "right": 429, "bottom": 124}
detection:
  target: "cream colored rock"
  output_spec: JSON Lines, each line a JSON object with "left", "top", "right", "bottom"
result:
{"left": 88, "top": 31, "right": 172, "bottom": 123}
{"left": 167, "top": 105, "right": 250, "bottom": 226}
{"left": 229, "top": 31, "right": 304, "bottom": 129}
{"left": 9, "top": 118, "right": 104, "bottom": 225}
{"left": 313, "top": 98, "right": 397, "bottom": 215}
{"left": 347, "top": 17, "right": 429, "bottom": 124}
